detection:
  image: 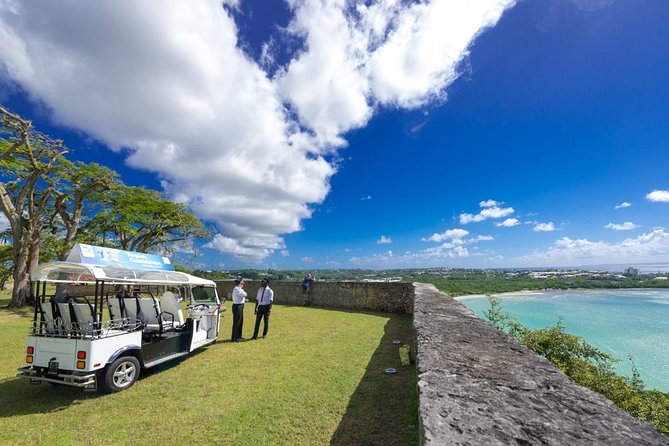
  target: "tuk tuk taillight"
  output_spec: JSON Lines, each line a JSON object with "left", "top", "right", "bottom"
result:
{"left": 26, "top": 346, "right": 34, "bottom": 354}
{"left": 77, "top": 351, "right": 86, "bottom": 360}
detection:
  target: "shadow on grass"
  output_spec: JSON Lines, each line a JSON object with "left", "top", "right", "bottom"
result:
{"left": 0, "top": 302, "right": 34, "bottom": 318}
{"left": 0, "top": 376, "right": 102, "bottom": 417}
{"left": 330, "top": 313, "right": 419, "bottom": 446}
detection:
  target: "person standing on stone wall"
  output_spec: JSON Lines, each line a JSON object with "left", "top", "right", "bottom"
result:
{"left": 252, "top": 277, "right": 274, "bottom": 340}
{"left": 302, "top": 273, "right": 315, "bottom": 306}
{"left": 231, "top": 277, "right": 247, "bottom": 342}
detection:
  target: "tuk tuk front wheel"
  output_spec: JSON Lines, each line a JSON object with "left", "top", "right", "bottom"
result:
{"left": 102, "top": 356, "right": 140, "bottom": 393}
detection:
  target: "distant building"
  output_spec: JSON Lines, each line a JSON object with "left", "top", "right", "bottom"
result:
{"left": 624, "top": 267, "right": 640, "bottom": 277}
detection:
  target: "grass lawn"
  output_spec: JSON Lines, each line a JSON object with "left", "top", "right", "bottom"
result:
{"left": 0, "top": 292, "right": 418, "bottom": 445}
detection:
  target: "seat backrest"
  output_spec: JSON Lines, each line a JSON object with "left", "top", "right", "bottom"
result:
{"left": 123, "top": 296, "right": 143, "bottom": 324}
{"left": 107, "top": 297, "right": 124, "bottom": 321}
{"left": 56, "top": 303, "right": 73, "bottom": 335}
{"left": 72, "top": 302, "right": 96, "bottom": 335}
{"left": 40, "top": 301, "right": 58, "bottom": 334}
{"left": 139, "top": 297, "right": 161, "bottom": 325}
{"left": 160, "top": 291, "right": 185, "bottom": 326}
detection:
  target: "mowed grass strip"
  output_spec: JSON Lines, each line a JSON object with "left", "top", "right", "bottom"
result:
{"left": 0, "top": 293, "right": 417, "bottom": 446}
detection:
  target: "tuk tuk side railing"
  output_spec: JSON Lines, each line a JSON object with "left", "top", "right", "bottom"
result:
{"left": 29, "top": 317, "right": 143, "bottom": 339}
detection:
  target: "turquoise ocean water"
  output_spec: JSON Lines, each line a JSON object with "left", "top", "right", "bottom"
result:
{"left": 458, "top": 289, "right": 669, "bottom": 392}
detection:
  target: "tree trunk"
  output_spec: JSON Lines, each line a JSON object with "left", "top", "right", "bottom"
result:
{"left": 8, "top": 224, "right": 40, "bottom": 308}
{"left": 10, "top": 246, "right": 32, "bottom": 307}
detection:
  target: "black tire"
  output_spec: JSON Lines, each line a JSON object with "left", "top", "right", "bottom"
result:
{"left": 102, "top": 356, "right": 140, "bottom": 393}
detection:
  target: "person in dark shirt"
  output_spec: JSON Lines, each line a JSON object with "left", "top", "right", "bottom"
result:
{"left": 302, "top": 273, "right": 314, "bottom": 306}
{"left": 252, "top": 278, "right": 274, "bottom": 340}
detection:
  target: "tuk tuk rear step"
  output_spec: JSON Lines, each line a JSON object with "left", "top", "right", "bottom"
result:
{"left": 17, "top": 366, "right": 96, "bottom": 387}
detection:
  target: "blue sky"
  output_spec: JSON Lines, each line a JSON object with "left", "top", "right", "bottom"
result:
{"left": 1, "top": 0, "right": 669, "bottom": 270}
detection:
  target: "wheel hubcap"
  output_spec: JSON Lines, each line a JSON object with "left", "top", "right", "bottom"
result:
{"left": 112, "top": 361, "right": 136, "bottom": 388}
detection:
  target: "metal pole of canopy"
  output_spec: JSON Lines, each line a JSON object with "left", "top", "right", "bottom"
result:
{"left": 99, "top": 280, "right": 105, "bottom": 329}
{"left": 41, "top": 281, "right": 46, "bottom": 322}
{"left": 32, "top": 281, "right": 40, "bottom": 332}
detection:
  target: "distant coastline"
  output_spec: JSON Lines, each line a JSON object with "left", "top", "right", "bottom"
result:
{"left": 453, "top": 287, "right": 668, "bottom": 301}
{"left": 411, "top": 268, "right": 669, "bottom": 298}
{"left": 454, "top": 290, "right": 545, "bottom": 300}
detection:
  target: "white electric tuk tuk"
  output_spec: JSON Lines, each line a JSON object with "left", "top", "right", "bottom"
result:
{"left": 17, "top": 244, "right": 224, "bottom": 392}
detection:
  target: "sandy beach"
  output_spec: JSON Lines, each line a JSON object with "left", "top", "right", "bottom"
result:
{"left": 454, "top": 290, "right": 548, "bottom": 301}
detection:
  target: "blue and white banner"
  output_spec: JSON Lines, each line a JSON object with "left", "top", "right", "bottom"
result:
{"left": 66, "top": 243, "right": 174, "bottom": 271}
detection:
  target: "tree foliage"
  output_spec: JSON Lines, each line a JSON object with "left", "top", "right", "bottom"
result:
{"left": 484, "top": 297, "right": 669, "bottom": 435}
{"left": 53, "top": 160, "right": 118, "bottom": 260}
{"left": 81, "top": 185, "right": 208, "bottom": 254}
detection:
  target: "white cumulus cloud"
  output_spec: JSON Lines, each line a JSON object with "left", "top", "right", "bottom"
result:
{"left": 496, "top": 218, "right": 520, "bottom": 227}
{"left": 460, "top": 200, "right": 514, "bottom": 224}
{"left": 422, "top": 228, "right": 469, "bottom": 242}
{"left": 516, "top": 229, "right": 669, "bottom": 265}
{"left": 349, "top": 243, "right": 471, "bottom": 267}
{"left": 604, "top": 222, "right": 639, "bottom": 231}
{"left": 377, "top": 235, "right": 392, "bottom": 244}
{"left": 0, "top": 0, "right": 516, "bottom": 261}
{"left": 647, "top": 190, "right": 669, "bottom": 203}
{"left": 614, "top": 202, "right": 631, "bottom": 209}
{"left": 349, "top": 226, "right": 494, "bottom": 267}
{"left": 365, "top": 0, "right": 515, "bottom": 107}
{"left": 469, "top": 235, "right": 494, "bottom": 242}
{"left": 479, "top": 199, "right": 499, "bottom": 208}
{"left": 204, "top": 234, "right": 274, "bottom": 262}
{"left": 533, "top": 222, "right": 555, "bottom": 232}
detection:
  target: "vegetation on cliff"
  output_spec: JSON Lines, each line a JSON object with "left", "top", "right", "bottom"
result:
{"left": 484, "top": 296, "right": 669, "bottom": 435}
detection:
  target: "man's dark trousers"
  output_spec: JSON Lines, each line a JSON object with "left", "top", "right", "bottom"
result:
{"left": 253, "top": 304, "right": 270, "bottom": 338}
{"left": 232, "top": 303, "right": 244, "bottom": 341}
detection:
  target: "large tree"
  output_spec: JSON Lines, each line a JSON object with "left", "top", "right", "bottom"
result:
{"left": 53, "top": 161, "right": 118, "bottom": 260}
{"left": 0, "top": 106, "right": 69, "bottom": 307}
{"left": 81, "top": 185, "right": 208, "bottom": 255}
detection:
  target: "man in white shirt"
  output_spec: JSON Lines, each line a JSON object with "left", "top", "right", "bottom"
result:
{"left": 231, "top": 277, "right": 247, "bottom": 342}
{"left": 252, "top": 278, "right": 274, "bottom": 340}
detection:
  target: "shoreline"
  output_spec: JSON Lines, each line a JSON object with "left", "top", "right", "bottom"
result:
{"left": 452, "top": 287, "right": 669, "bottom": 301}
{"left": 454, "top": 290, "right": 544, "bottom": 301}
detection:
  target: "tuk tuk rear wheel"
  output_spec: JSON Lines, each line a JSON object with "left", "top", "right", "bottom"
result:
{"left": 102, "top": 356, "right": 140, "bottom": 393}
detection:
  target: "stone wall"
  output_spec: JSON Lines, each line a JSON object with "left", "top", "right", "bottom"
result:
{"left": 413, "top": 282, "right": 668, "bottom": 445}
{"left": 215, "top": 280, "right": 414, "bottom": 314}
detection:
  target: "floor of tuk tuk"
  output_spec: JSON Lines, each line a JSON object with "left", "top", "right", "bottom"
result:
{"left": 140, "top": 329, "right": 193, "bottom": 365}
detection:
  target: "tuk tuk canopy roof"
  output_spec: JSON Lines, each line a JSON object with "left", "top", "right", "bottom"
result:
{"left": 31, "top": 261, "right": 216, "bottom": 287}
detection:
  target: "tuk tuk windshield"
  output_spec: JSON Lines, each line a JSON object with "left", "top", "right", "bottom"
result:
{"left": 192, "top": 285, "right": 218, "bottom": 303}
